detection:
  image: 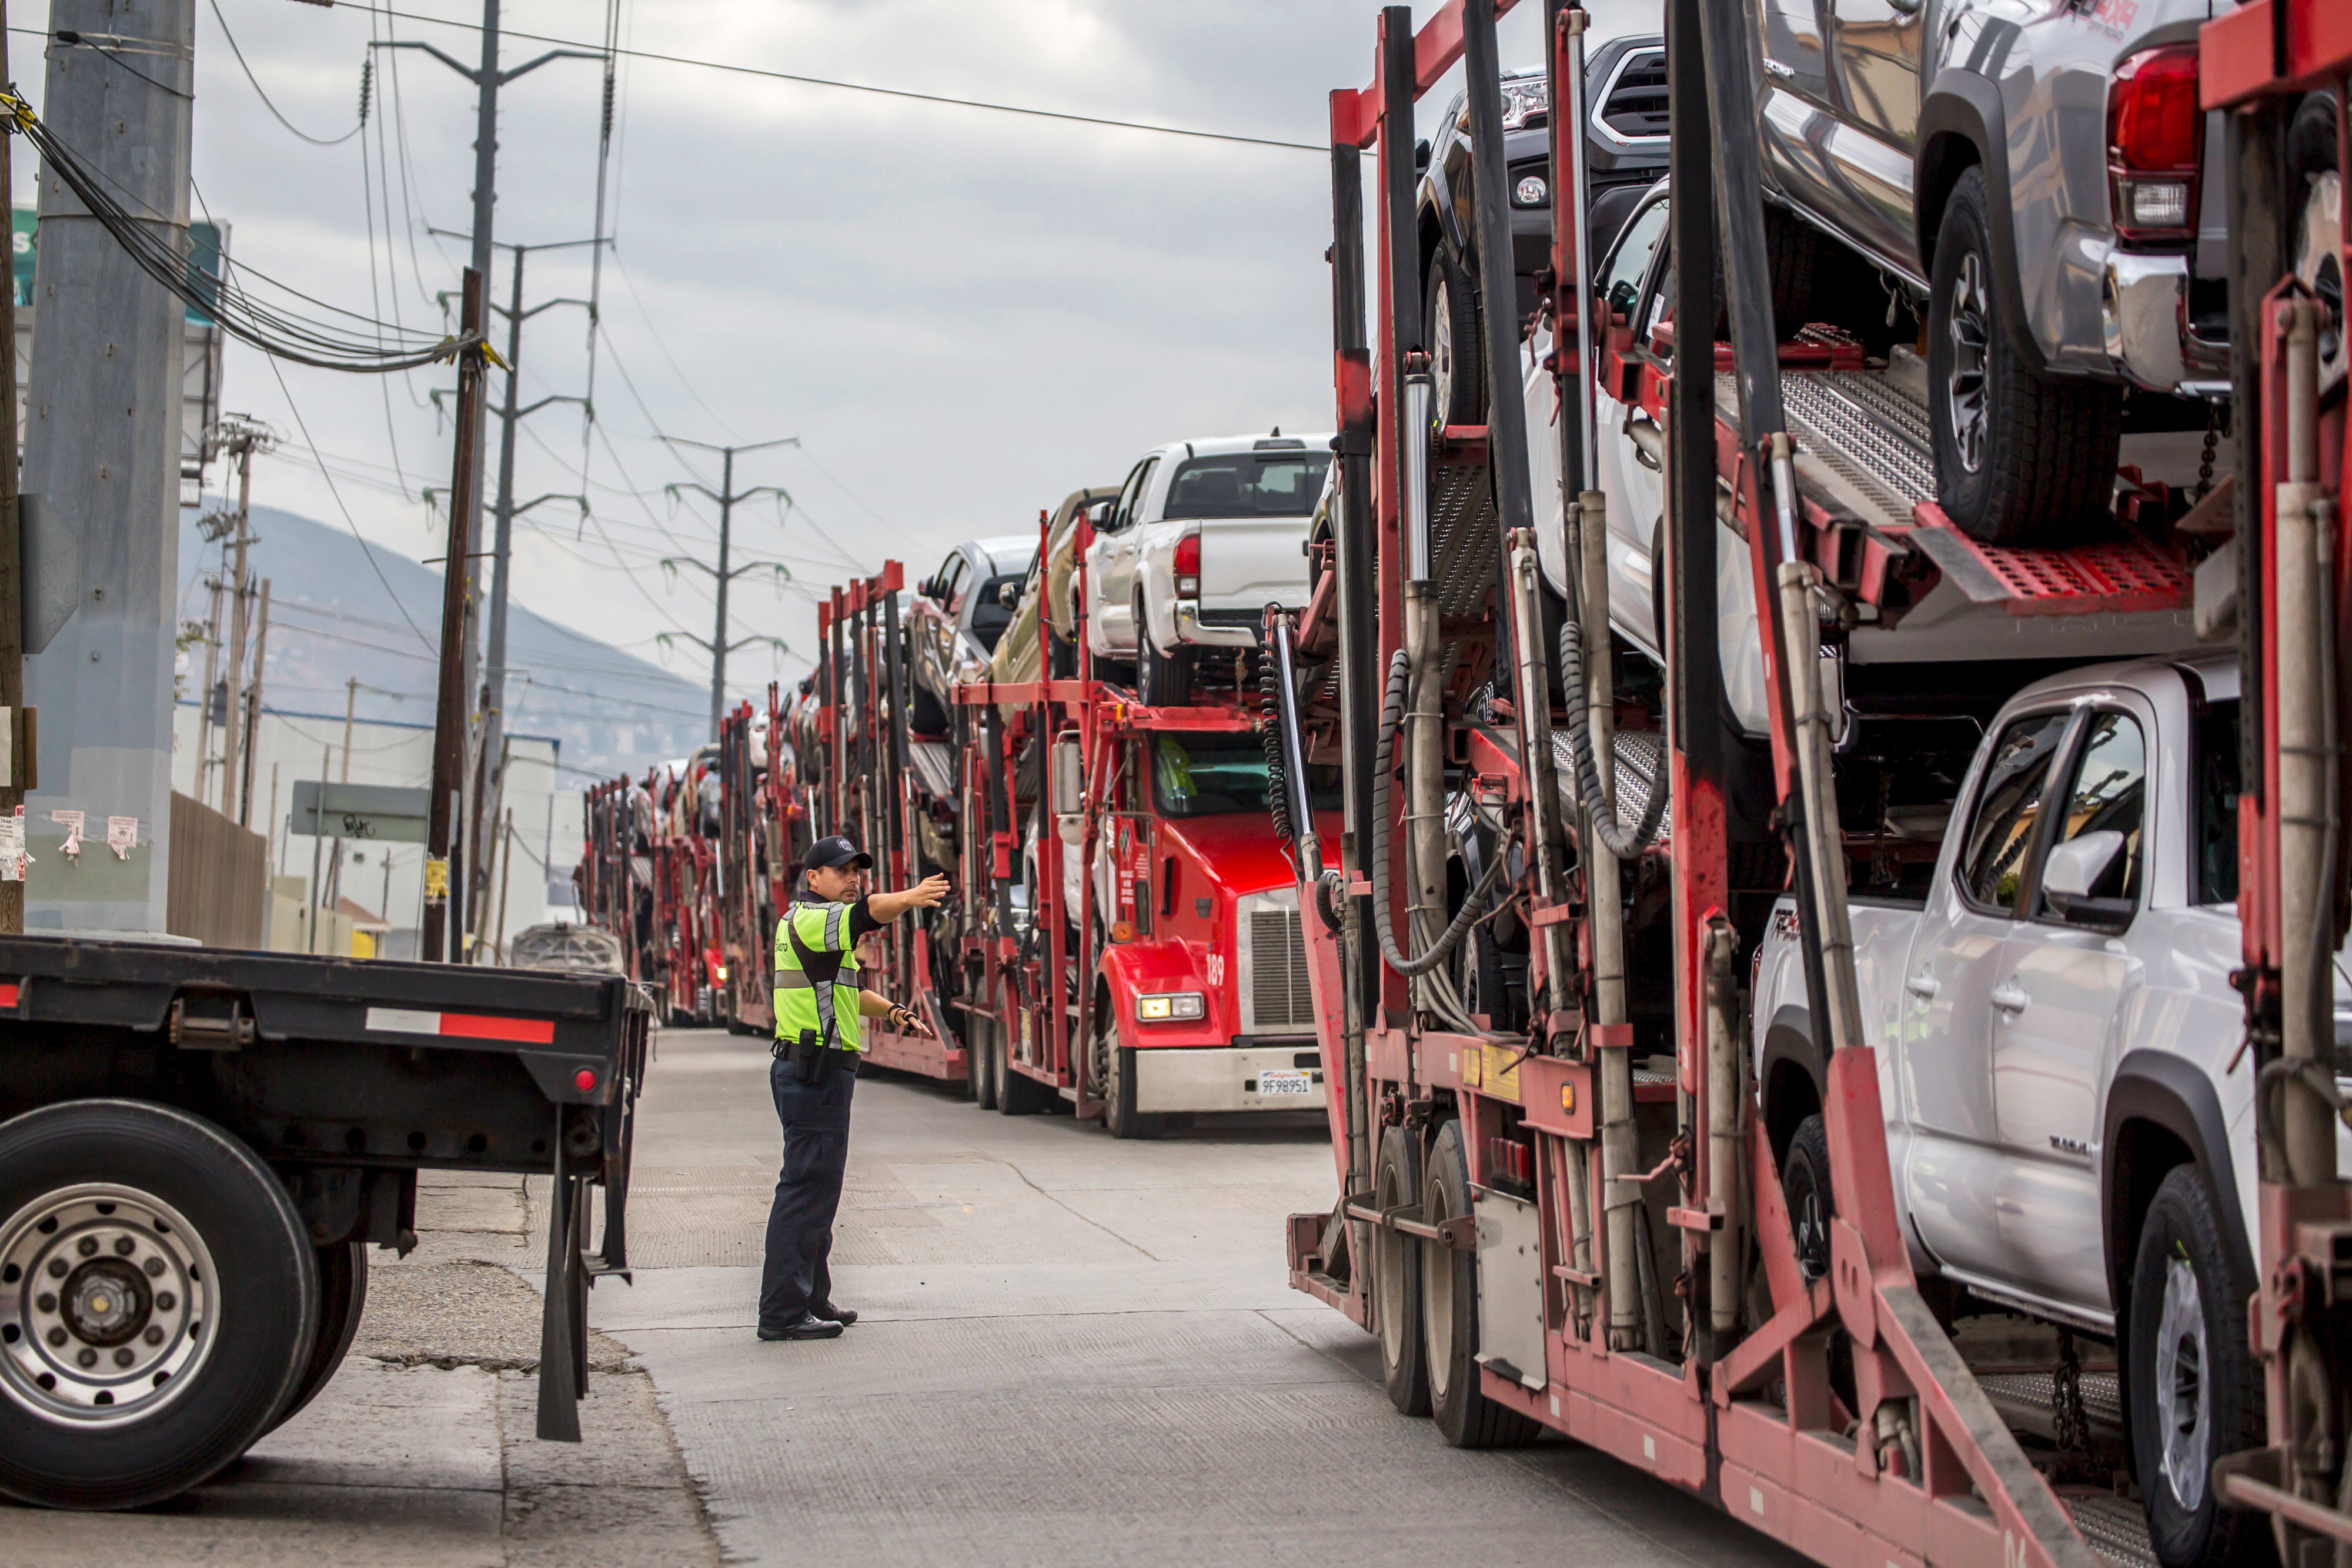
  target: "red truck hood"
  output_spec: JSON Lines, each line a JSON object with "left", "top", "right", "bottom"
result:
{"left": 1159, "top": 810, "right": 1342, "bottom": 897}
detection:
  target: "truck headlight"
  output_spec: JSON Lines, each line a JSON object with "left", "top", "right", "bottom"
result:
{"left": 1136, "top": 992, "right": 1205, "bottom": 1022}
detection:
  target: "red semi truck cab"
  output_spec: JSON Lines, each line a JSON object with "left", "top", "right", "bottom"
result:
{"left": 1083, "top": 724, "right": 1339, "bottom": 1119}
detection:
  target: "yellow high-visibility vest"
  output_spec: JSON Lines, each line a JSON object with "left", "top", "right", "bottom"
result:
{"left": 773, "top": 901, "right": 862, "bottom": 1052}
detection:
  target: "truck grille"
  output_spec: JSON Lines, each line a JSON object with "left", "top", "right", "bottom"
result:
{"left": 1596, "top": 48, "right": 1668, "bottom": 142}
{"left": 1248, "top": 908, "right": 1315, "bottom": 1032}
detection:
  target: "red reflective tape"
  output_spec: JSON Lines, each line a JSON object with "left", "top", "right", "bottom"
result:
{"left": 0, "top": 983, "right": 19, "bottom": 1009}
{"left": 438, "top": 1012, "right": 554, "bottom": 1044}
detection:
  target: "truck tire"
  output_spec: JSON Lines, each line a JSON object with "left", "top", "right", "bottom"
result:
{"left": 1926, "top": 167, "right": 2122, "bottom": 545}
{"left": 267, "top": 1242, "right": 368, "bottom": 1435}
{"left": 1425, "top": 243, "right": 1484, "bottom": 428}
{"left": 1421, "top": 1119, "right": 1541, "bottom": 1449}
{"left": 2128, "top": 1164, "right": 2263, "bottom": 1568}
{"left": 1138, "top": 624, "right": 1192, "bottom": 710}
{"left": 0, "top": 1100, "right": 320, "bottom": 1510}
{"left": 1102, "top": 1034, "right": 1161, "bottom": 1141}
{"left": 965, "top": 1015, "right": 996, "bottom": 1109}
{"left": 1373, "top": 1125, "right": 1431, "bottom": 1417}
{"left": 994, "top": 1027, "right": 1054, "bottom": 1116}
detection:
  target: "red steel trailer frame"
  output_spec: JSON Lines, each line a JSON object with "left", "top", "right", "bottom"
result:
{"left": 1261, "top": 4, "right": 2284, "bottom": 1566}
{"left": 2196, "top": 4, "right": 2352, "bottom": 1559}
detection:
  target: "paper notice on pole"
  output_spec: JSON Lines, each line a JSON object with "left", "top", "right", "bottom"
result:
{"left": 106, "top": 817, "right": 138, "bottom": 860}
{"left": 0, "top": 809, "right": 25, "bottom": 882}
{"left": 49, "top": 809, "right": 83, "bottom": 860}
{"left": 423, "top": 856, "right": 449, "bottom": 902}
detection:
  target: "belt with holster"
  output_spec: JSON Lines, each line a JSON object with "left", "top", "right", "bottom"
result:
{"left": 773, "top": 1028, "right": 858, "bottom": 1083}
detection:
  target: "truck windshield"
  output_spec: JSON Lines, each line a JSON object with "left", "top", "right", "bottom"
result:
{"left": 1161, "top": 452, "right": 1333, "bottom": 520}
{"left": 1151, "top": 733, "right": 1341, "bottom": 819}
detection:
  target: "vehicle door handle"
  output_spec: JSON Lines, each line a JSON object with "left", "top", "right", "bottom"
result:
{"left": 1990, "top": 984, "right": 2029, "bottom": 1014}
{"left": 1904, "top": 974, "right": 1939, "bottom": 999}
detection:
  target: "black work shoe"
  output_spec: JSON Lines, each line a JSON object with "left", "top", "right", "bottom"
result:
{"left": 813, "top": 1303, "right": 858, "bottom": 1326}
{"left": 756, "top": 1315, "right": 844, "bottom": 1341}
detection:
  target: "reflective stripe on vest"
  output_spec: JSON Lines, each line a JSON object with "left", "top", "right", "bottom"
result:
{"left": 773, "top": 901, "right": 862, "bottom": 1052}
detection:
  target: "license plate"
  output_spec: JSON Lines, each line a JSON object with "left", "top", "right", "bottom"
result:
{"left": 1257, "top": 1069, "right": 1314, "bottom": 1097}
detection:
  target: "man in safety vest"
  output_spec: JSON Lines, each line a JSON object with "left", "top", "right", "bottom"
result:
{"left": 758, "top": 834, "right": 948, "bottom": 1341}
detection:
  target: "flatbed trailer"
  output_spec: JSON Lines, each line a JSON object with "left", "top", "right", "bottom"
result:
{"left": 1254, "top": 4, "right": 2323, "bottom": 1567}
{"left": 0, "top": 934, "right": 650, "bottom": 1509}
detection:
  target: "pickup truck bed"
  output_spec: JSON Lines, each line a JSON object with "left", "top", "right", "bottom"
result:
{"left": 0, "top": 935, "right": 650, "bottom": 1509}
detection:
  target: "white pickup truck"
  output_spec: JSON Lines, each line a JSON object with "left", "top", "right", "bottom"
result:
{"left": 1751, "top": 649, "right": 2351, "bottom": 1568}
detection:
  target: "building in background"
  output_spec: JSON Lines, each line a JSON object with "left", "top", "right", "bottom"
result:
{"left": 170, "top": 701, "right": 576, "bottom": 960}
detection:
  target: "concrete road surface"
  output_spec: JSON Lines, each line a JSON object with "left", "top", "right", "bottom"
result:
{"left": 604, "top": 1027, "right": 1809, "bottom": 1568}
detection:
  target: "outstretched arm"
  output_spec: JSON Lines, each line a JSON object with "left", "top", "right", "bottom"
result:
{"left": 868, "top": 873, "right": 949, "bottom": 924}
{"left": 858, "top": 989, "right": 933, "bottom": 1037}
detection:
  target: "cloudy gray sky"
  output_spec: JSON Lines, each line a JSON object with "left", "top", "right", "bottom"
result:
{"left": 14, "top": 0, "right": 1643, "bottom": 710}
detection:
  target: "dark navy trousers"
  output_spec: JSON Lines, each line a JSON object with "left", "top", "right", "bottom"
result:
{"left": 758, "top": 1054, "right": 856, "bottom": 1328}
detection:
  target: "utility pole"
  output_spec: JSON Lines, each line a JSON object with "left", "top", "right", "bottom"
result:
{"left": 215, "top": 422, "right": 269, "bottom": 815}
{"left": 326, "top": 675, "right": 356, "bottom": 916}
{"left": 193, "top": 573, "right": 223, "bottom": 803}
{"left": 22, "top": 0, "right": 194, "bottom": 934}
{"left": 658, "top": 436, "right": 798, "bottom": 738}
{"left": 0, "top": 0, "right": 22, "bottom": 934}
{"left": 423, "top": 269, "right": 490, "bottom": 963}
{"left": 238, "top": 578, "right": 270, "bottom": 825}
{"left": 469, "top": 235, "right": 592, "bottom": 944}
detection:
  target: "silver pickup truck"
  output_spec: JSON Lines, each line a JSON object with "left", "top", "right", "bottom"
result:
{"left": 1752, "top": 649, "right": 2350, "bottom": 1568}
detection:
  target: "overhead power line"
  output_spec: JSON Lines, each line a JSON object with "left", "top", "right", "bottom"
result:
{"left": 337, "top": 6, "right": 1325, "bottom": 153}
{"left": 205, "top": 0, "right": 367, "bottom": 145}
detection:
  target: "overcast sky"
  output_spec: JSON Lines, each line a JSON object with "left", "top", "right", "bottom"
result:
{"left": 12, "top": 0, "right": 1646, "bottom": 710}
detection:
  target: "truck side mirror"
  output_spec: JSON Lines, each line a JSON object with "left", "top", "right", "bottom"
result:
{"left": 1050, "top": 733, "right": 1084, "bottom": 818}
{"left": 998, "top": 580, "right": 1021, "bottom": 612}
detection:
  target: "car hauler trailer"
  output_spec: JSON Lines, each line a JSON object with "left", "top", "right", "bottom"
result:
{"left": 2195, "top": 8, "right": 2352, "bottom": 1563}
{"left": 0, "top": 935, "right": 651, "bottom": 1509}
{"left": 1255, "top": 3, "right": 2341, "bottom": 1566}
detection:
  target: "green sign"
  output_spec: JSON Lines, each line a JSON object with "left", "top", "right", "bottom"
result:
{"left": 13, "top": 206, "right": 222, "bottom": 324}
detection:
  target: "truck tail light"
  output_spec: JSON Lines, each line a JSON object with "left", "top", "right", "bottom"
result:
{"left": 2107, "top": 45, "right": 2200, "bottom": 241}
{"left": 1172, "top": 530, "right": 1200, "bottom": 599}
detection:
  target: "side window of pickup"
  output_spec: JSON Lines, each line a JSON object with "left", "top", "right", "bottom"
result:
{"left": 2036, "top": 712, "right": 2147, "bottom": 917}
{"left": 1957, "top": 712, "right": 2072, "bottom": 914}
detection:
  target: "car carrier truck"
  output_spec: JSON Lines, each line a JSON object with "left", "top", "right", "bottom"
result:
{"left": 1251, "top": 3, "right": 2350, "bottom": 1567}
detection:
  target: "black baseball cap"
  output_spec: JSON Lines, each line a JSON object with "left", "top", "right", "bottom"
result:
{"left": 803, "top": 835, "right": 873, "bottom": 873}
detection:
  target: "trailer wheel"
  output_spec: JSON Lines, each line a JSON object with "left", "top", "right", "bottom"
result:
{"left": 994, "top": 1027, "right": 1054, "bottom": 1116}
{"left": 1926, "top": 168, "right": 2122, "bottom": 544}
{"left": 1421, "top": 1119, "right": 1541, "bottom": 1449}
{"left": 1373, "top": 1126, "right": 1431, "bottom": 1417}
{"left": 2128, "top": 1164, "right": 2263, "bottom": 1568}
{"left": 966, "top": 1015, "right": 997, "bottom": 1109}
{"left": 0, "top": 1100, "right": 320, "bottom": 1510}
{"left": 266, "top": 1242, "right": 368, "bottom": 1435}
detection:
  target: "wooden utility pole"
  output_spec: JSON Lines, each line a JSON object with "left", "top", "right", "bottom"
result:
{"left": 193, "top": 573, "right": 223, "bottom": 803}
{"left": 422, "top": 270, "right": 489, "bottom": 962}
{"left": 326, "top": 674, "right": 355, "bottom": 915}
{"left": 493, "top": 805, "right": 514, "bottom": 964}
{"left": 0, "top": 0, "right": 25, "bottom": 933}
{"left": 237, "top": 578, "right": 270, "bottom": 825}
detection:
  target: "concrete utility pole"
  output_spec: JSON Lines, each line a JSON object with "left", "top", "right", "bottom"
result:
{"left": 237, "top": 578, "right": 269, "bottom": 826}
{"left": 22, "top": 1, "right": 195, "bottom": 935}
{"left": 215, "top": 423, "right": 266, "bottom": 815}
{"left": 0, "top": 0, "right": 23, "bottom": 935}
{"left": 658, "top": 436, "right": 798, "bottom": 739}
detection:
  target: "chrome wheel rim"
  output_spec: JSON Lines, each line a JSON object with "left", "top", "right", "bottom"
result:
{"left": 1944, "top": 250, "right": 1990, "bottom": 474}
{"left": 0, "top": 1183, "right": 218, "bottom": 1426}
{"left": 1429, "top": 275, "right": 1455, "bottom": 427}
{"left": 2155, "top": 1254, "right": 2210, "bottom": 1512}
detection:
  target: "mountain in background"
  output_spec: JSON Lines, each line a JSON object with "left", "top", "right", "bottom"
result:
{"left": 178, "top": 499, "right": 712, "bottom": 781}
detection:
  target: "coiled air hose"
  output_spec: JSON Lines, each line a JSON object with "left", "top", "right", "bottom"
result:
{"left": 1257, "top": 654, "right": 1293, "bottom": 845}
{"left": 1371, "top": 649, "right": 1515, "bottom": 979}
{"left": 1556, "top": 617, "right": 1668, "bottom": 858}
